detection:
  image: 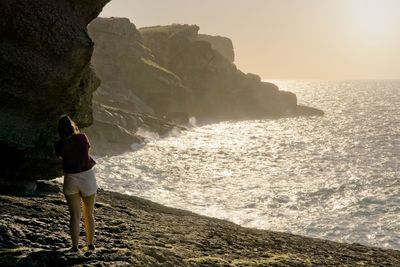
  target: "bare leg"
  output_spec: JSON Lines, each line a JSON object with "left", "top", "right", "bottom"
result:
{"left": 65, "top": 193, "right": 81, "bottom": 249}
{"left": 82, "top": 193, "right": 96, "bottom": 246}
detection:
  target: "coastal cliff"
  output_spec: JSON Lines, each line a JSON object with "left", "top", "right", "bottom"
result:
{"left": 84, "top": 17, "right": 189, "bottom": 155}
{"left": 88, "top": 18, "right": 188, "bottom": 116}
{"left": 86, "top": 18, "right": 322, "bottom": 154}
{"left": 0, "top": 0, "right": 110, "bottom": 191}
{"left": 139, "top": 23, "right": 321, "bottom": 120}
{"left": 1, "top": 182, "right": 399, "bottom": 267}
{"left": 0, "top": 4, "right": 323, "bottom": 187}
{"left": 1, "top": 5, "right": 398, "bottom": 267}
{"left": 88, "top": 17, "right": 325, "bottom": 122}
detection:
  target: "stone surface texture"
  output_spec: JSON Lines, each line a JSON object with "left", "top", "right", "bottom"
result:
{"left": 0, "top": 182, "right": 399, "bottom": 267}
{"left": 0, "top": 0, "right": 110, "bottom": 187}
{"left": 197, "top": 34, "right": 235, "bottom": 63}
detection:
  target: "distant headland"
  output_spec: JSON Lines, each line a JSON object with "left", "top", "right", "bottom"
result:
{"left": 85, "top": 17, "right": 323, "bottom": 156}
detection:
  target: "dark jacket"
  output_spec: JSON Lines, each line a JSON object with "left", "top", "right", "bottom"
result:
{"left": 55, "top": 133, "right": 94, "bottom": 174}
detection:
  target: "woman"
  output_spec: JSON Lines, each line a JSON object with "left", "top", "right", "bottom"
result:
{"left": 54, "top": 115, "right": 97, "bottom": 252}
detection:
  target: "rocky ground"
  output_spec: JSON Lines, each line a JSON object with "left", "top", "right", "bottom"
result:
{"left": 1, "top": 182, "right": 399, "bottom": 267}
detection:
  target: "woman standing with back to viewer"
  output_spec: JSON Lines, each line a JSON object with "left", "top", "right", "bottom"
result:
{"left": 54, "top": 115, "right": 97, "bottom": 252}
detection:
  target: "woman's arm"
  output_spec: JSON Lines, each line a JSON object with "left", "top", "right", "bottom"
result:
{"left": 81, "top": 133, "right": 91, "bottom": 149}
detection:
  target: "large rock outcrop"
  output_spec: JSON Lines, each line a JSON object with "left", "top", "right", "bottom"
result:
{"left": 86, "top": 18, "right": 188, "bottom": 155}
{"left": 88, "top": 18, "right": 189, "bottom": 117}
{"left": 90, "top": 19, "right": 322, "bottom": 124}
{"left": 0, "top": 0, "right": 110, "bottom": 192}
{"left": 139, "top": 24, "right": 320, "bottom": 120}
{"left": 85, "top": 18, "right": 322, "bottom": 154}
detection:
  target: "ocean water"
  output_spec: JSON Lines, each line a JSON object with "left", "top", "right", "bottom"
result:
{"left": 94, "top": 80, "right": 400, "bottom": 250}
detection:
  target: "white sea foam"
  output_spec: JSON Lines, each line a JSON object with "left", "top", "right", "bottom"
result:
{"left": 136, "top": 127, "right": 160, "bottom": 140}
{"left": 94, "top": 80, "right": 400, "bottom": 250}
{"left": 188, "top": 116, "right": 198, "bottom": 127}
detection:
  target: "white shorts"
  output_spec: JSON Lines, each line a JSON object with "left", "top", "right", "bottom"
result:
{"left": 63, "top": 169, "right": 98, "bottom": 197}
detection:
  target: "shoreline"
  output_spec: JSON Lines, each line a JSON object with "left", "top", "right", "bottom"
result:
{"left": 1, "top": 181, "right": 399, "bottom": 266}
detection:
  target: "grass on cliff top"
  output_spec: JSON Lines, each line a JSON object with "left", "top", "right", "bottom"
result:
{"left": 139, "top": 24, "right": 195, "bottom": 34}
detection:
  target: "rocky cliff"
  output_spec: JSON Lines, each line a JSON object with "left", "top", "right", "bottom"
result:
{"left": 197, "top": 34, "right": 235, "bottom": 63}
{"left": 88, "top": 18, "right": 189, "bottom": 116}
{"left": 90, "top": 19, "right": 322, "bottom": 124}
{"left": 86, "top": 18, "right": 188, "bottom": 155}
{"left": 0, "top": 0, "right": 110, "bottom": 192}
{"left": 85, "top": 18, "right": 322, "bottom": 155}
{"left": 140, "top": 24, "right": 321, "bottom": 120}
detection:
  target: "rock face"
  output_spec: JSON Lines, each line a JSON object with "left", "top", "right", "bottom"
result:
{"left": 86, "top": 18, "right": 188, "bottom": 155}
{"left": 88, "top": 18, "right": 188, "bottom": 117}
{"left": 90, "top": 19, "right": 322, "bottom": 124}
{"left": 83, "top": 102, "right": 186, "bottom": 156}
{"left": 85, "top": 18, "right": 323, "bottom": 154}
{"left": 197, "top": 34, "right": 235, "bottom": 63}
{"left": 0, "top": 0, "right": 110, "bottom": 191}
{"left": 139, "top": 24, "right": 312, "bottom": 120}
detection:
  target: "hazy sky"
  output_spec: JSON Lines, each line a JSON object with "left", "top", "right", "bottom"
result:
{"left": 101, "top": 0, "right": 400, "bottom": 80}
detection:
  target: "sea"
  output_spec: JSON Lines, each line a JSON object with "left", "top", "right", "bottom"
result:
{"left": 94, "top": 80, "right": 400, "bottom": 250}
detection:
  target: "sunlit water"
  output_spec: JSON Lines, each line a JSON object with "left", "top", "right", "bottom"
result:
{"left": 95, "top": 80, "right": 400, "bottom": 250}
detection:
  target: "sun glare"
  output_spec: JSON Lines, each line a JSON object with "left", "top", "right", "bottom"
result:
{"left": 347, "top": 0, "right": 399, "bottom": 43}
